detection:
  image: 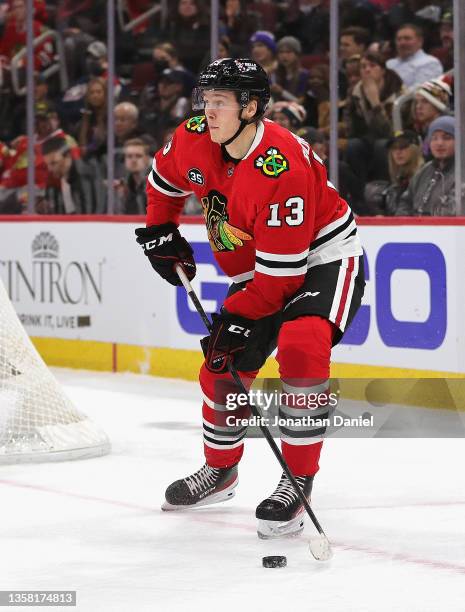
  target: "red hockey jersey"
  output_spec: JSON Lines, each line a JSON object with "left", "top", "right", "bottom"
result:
{"left": 146, "top": 116, "right": 362, "bottom": 319}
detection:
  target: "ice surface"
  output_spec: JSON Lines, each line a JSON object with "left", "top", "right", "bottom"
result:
{"left": 1, "top": 369, "right": 464, "bottom": 612}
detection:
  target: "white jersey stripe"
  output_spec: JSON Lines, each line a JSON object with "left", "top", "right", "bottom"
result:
{"left": 281, "top": 435, "right": 324, "bottom": 446}
{"left": 255, "top": 262, "right": 308, "bottom": 277}
{"left": 256, "top": 248, "right": 309, "bottom": 262}
{"left": 202, "top": 393, "right": 229, "bottom": 412}
{"left": 231, "top": 270, "right": 254, "bottom": 284}
{"left": 329, "top": 258, "right": 349, "bottom": 322}
{"left": 339, "top": 257, "right": 359, "bottom": 331}
{"left": 204, "top": 438, "right": 244, "bottom": 450}
{"left": 314, "top": 208, "right": 351, "bottom": 241}
{"left": 150, "top": 157, "right": 192, "bottom": 197}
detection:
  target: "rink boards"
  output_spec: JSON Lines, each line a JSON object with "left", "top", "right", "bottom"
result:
{"left": 0, "top": 216, "right": 464, "bottom": 388}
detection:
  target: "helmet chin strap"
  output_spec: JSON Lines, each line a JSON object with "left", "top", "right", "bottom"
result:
{"left": 222, "top": 108, "right": 251, "bottom": 147}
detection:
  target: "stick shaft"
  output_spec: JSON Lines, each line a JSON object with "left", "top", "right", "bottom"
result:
{"left": 175, "top": 264, "right": 327, "bottom": 537}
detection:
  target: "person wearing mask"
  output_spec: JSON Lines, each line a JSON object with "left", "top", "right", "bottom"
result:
{"left": 396, "top": 116, "right": 455, "bottom": 216}
{"left": 60, "top": 40, "right": 122, "bottom": 129}
{"left": 141, "top": 68, "right": 190, "bottom": 142}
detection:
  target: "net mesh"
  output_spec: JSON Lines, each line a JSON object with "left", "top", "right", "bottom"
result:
{"left": 0, "top": 278, "right": 110, "bottom": 463}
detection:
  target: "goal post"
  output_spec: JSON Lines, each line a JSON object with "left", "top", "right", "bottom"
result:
{"left": 0, "top": 278, "right": 110, "bottom": 464}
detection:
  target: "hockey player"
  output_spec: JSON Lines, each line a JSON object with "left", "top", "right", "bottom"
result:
{"left": 136, "top": 58, "right": 365, "bottom": 538}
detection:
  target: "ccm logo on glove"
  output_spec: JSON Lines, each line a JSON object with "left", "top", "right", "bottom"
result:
{"left": 228, "top": 324, "right": 252, "bottom": 337}
{"left": 202, "top": 310, "right": 256, "bottom": 373}
{"left": 135, "top": 222, "right": 196, "bottom": 286}
{"left": 143, "top": 233, "right": 174, "bottom": 251}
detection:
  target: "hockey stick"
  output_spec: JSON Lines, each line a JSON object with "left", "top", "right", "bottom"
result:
{"left": 175, "top": 264, "right": 333, "bottom": 561}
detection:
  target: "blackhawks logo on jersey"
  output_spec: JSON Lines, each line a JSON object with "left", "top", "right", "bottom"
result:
{"left": 254, "top": 147, "right": 289, "bottom": 178}
{"left": 185, "top": 115, "right": 207, "bottom": 134}
{"left": 201, "top": 190, "right": 252, "bottom": 252}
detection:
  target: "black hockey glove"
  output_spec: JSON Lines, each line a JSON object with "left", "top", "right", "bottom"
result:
{"left": 135, "top": 222, "right": 196, "bottom": 286}
{"left": 201, "top": 309, "right": 256, "bottom": 374}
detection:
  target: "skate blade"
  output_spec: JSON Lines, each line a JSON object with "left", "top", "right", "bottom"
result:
{"left": 257, "top": 514, "right": 305, "bottom": 539}
{"left": 161, "top": 488, "right": 236, "bottom": 511}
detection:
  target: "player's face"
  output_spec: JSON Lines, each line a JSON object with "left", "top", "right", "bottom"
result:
{"left": 203, "top": 91, "right": 242, "bottom": 144}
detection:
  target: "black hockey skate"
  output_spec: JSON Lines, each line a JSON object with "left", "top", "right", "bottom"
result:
{"left": 161, "top": 463, "right": 238, "bottom": 511}
{"left": 255, "top": 472, "right": 314, "bottom": 539}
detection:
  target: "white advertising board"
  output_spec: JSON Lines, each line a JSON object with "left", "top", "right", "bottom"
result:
{"left": 0, "top": 219, "right": 464, "bottom": 373}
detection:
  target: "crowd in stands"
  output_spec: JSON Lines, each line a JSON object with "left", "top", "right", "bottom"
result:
{"left": 0, "top": 0, "right": 457, "bottom": 216}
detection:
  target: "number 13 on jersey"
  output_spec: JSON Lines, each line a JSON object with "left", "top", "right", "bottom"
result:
{"left": 267, "top": 197, "right": 305, "bottom": 227}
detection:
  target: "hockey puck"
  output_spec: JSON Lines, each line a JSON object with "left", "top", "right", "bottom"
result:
{"left": 262, "top": 555, "right": 287, "bottom": 568}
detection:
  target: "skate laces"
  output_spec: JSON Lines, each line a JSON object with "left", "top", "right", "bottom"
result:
{"left": 185, "top": 464, "right": 220, "bottom": 495}
{"left": 269, "top": 473, "right": 307, "bottom": 507}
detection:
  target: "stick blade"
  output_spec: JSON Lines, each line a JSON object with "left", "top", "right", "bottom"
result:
{"left": 309, "top": 535, "right": 333, "bottom": 561}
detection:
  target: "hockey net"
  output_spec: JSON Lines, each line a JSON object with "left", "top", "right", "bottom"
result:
{"left": 0, "top": 278, "right": 110, "bottom": 464}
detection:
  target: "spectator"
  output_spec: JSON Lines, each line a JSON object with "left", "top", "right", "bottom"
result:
{"left": 339, "top": 26, "right": 371, "bottom": 98}
{"left": 303, "top": 63, "right": 330, "bottom": 130}
{"left": 151, "top": 41, "right": 196, "bottom": 95}
{"left": 220, "top": 0, "right": 258, "bottom": 55}
{"left": 40, "top": 136, "right": 100, "bottom": 214}
{"left": 60, "top": 40, "right": 122, "bottom": 130}
{"left": 412, "top": 78, "right": 451, "bottom": 154}
{"left": 140, "top": 68, "right": 189, "bottom": 142}
{"left": 365, "top": 130, "right": 424, "bottom": 215}
{"left": 35, "top": 103, "right": 81, "bottom": 159}
{"left": 164, "top": 0, "right": 210, "bottom": 73}
{"left": 396, "top": 116, "right": 455, "bottom": 216}
{"left": 345, "top": 51, "right": 405, "bottom": 183}
{"left": 280, "top": 0, "right": 329, "bottom": 54}
{"left": 113, "top": 102, "right": 155, "bottom": 178}
{"left": 0, "top": 98, "right": 77, "bottom": 193}
{"left": 345, "top": 54, "right": 362, "bottom": 94}
{"left": 249, "top": 31, "right": 278, "bottom": 80}
{"left": 269, "top": 101, "right": 307, "bottom": 133}
{"left": 0, "top": 0, "right": 54, "bottom": 71}
{"left": 114, "top": 102, "right": 140, "bottom": 147}
{"left": 114, "top": 138, "right": 150, "bottom": 215}
{"left": 77, "top": 77, "right": 107, "bottom": 160}
{"left": 56, "top": 0, "right": 107, "bottom": 40}
{"left": 339, "top": 26, "right": 371, "bottom": 62}
{"left": 271, "top": 36, "right": 309, "bottom": 104}
{"left": 299, "top": 126, "right": 365, "bottom": 214}
{"left": 386, "top": 23, "right": 443, "bottom": 89}
{"left": 431, "top": 9, "right": 454, "bottom": 73}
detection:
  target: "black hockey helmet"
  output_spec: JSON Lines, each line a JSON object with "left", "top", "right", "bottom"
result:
{"left": 193, "top": 58, "right": 271, "bottom": 119}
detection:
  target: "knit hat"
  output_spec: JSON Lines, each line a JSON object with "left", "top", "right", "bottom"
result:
{"left": 87, "top": 41, "right": 107, "bottom": 59}
{"left": 249, "top": 31, "right": 277, "bottom": 54}
{"left": 427, "top": 115, "right": 455, "bottom": 142}
{"left": 277, "top": 36, "right": 302, "bottom": 55}
{"left": 272, "top": 101, "right": 307, "bottom": 128}
{"left": 416, "top": 78, "right": 452, "bottom": 112}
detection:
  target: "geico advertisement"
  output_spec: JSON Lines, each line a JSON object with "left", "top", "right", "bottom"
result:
{"left": 0, "top": 221, "right": 463, "bottom": 373}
